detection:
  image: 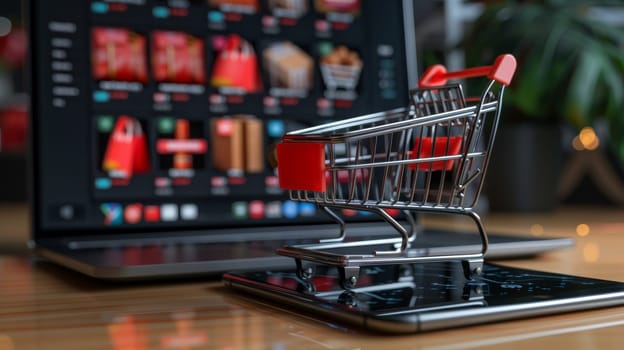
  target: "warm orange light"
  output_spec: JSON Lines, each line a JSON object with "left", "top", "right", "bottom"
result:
{"left": 576, "top": 224, "right": 590, "bottom": 237}
{"left": 572, "top": 136, "right": 584, "bottom": 151}
{"left": 583, "top": 242, "right": 600, "bottom": 263}
{"left": 578, "top": 127, "right": 600, "bottom": 150}
{"left": 530, "top": 224, "right": 544, "bottom": 236}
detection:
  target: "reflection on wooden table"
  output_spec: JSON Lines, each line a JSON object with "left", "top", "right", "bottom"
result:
{"left": 1, "top": 204, "right": 624, "bottom": 349}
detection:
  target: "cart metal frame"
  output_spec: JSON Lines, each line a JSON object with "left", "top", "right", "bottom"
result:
{"left": 276, "top": 54, "right": 517, "bottom": 288}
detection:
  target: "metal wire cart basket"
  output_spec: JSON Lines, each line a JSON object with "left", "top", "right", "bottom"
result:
{"left": 276, "top": 54, "right": 517, "bottom": 289}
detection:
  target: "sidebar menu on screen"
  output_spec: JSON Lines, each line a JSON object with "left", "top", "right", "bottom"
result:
{"left": 34, "top": 0, "right": 92, "bottom": 229}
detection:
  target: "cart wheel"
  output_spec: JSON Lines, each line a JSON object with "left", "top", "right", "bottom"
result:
{"left": 463, "top": 281, "right": 486, "bottom": 301}
{"left": 298, "top": 279, "right": 317, "bottom": 294}
{"left": 462, "top": 259, "right": 484, "bottom": 280}
{"left": 295, "top": 259, "right": 314, "bottom": 280}
{"left": 337, "top": 291, "right": 358, "bottom": 307}
{"left": 339, "top": 266, "right": 360, "bottom": 289}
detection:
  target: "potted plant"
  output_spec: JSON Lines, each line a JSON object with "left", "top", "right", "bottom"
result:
{"left": 462, "top": 0, "right": 624, "bottom": 211}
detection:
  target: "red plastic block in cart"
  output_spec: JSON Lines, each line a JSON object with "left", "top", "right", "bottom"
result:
{"left": 276, "top": 142, "right": 326, "bottom": 192}
{"left": 410, "top": 136, "right": 463, "bottom": 171}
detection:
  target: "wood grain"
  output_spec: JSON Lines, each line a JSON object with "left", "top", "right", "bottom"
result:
{"left": 1, "top": 204, "right": 624, "bottom": 349}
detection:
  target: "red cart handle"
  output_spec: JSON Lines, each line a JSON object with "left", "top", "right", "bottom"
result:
{"left": 418, "top": 54, "right": 517, "bottom": 88}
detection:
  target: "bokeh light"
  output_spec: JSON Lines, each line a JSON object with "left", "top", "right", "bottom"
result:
{"left": 576, "top": 224, "right": 590, "bottom": 237}
{"left": 530, "top": 224, "right": 544, "bottom": 236}
{"left": 0, "top": 17, "right": 11, "bottom": 37}
{"left": 572, "top": 127, "right": 600, "bottom": 151}
{"left": 583, "top": 242, "right": 600, "bottom": 263}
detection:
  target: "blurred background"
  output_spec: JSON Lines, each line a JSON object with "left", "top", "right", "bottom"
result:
{"left": 417, "top": 0, "right": 624, "bottom": 212}
{"left": 1, "top": 0, "right": 623, "bottom": 212}
{"left": 0, "top": 0, "right": 27, "bottom": 202}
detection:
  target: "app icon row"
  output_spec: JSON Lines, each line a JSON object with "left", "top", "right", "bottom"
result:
{"left": 231, "top": 200, "right": 317, "bottom": 220}
{"left": 92, "top": 28, "right": 363, "bottom": 96}
{"left": 100, "top": 202, "right": 199, "bottom": 225}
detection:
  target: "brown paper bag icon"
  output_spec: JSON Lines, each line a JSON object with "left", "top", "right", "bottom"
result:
{"left": 210, "top": 115, "right": 264, "bottom": 174}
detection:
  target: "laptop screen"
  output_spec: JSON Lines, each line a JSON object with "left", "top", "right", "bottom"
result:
{"left": 29, "top": 0, "right": 417, "bottom": 237}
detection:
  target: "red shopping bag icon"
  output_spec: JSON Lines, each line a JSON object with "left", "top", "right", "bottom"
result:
{"left": 211, "top": 34, "right": 262, "bottom": 93}
{"left": 102, "top": 116, "right": 151, "bottom": 178}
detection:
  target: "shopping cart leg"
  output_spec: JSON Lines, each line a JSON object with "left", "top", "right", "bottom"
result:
{"left": 373, "top": 207, "right": 410, "bottom": 255}
{"left": 403, "top": 210, "right": 419, "bottom": 244}
{"left": 319, "top": 206, "right": 347, "bottom": 243}
{"left": 295, "top": 258, "right": 314, "bottom": 279}
{"left": 460, "top": 210, "right": 488, "bottom": 279}
{"left": 337, "top": 290, "right": 358, "bottom": 307}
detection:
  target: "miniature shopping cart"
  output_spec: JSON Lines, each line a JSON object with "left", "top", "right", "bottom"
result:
{"left": 276, "top": 54, "right": 517, "bottom": 289}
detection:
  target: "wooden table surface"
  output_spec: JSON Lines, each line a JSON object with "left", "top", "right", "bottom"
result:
{"left": 1, "top": 203, "right": 624, "bottom": 349}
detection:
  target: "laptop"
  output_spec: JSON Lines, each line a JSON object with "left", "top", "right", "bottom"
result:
{"left": 26, "top": 0, "right": 573, "bottom": 280}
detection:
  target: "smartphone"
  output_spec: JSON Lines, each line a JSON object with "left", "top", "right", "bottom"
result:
{"left": 223, "top": 262, "right": 624, "bottom": 333}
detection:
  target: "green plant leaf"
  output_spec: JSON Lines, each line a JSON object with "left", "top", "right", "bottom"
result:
{"left": 565, "top": 49, "right": 603, "bottom": 128}
{"left": 462, "top": 0, "right": 624, "bottom": 164}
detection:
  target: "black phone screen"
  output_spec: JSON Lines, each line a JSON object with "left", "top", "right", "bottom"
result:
{"left": 224, "top": 262, "right": 624, "bottom": 333}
